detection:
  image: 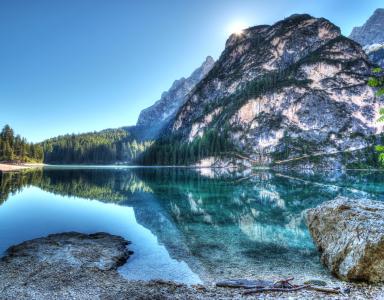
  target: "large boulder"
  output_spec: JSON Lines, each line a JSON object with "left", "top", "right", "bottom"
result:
{"left": 306, "top": 196, "right": 384, "bottom": 283}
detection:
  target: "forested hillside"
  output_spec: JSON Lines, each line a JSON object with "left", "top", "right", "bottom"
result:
{"left": 42, "top": 128, "right": 152, "bottom": 164}
{"left": 0, "top": 125, "right": 44, "bottom": 163}
{"left": 137, "top": 128, "right": 234, "bottom": 165}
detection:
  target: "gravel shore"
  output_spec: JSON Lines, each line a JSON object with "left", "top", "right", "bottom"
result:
{"left": 0, "top": 232, "right": 383, "bottom": 299}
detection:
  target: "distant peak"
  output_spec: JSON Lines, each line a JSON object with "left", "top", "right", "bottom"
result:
{"left": 195, "top": 56, "right": 215, "bottom": 74}
{"left": 349, "top": 8, "right": 384, "bottom": 46}
{"left": 204, "top": 56, "right": 215, "bottom": 64}
{"left": 136, "top": 55, "right": 214, "bottom": 128}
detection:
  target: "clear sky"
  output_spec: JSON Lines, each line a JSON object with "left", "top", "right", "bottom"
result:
{"left": 0, "top": 0, "right": 382, "bottom": 142}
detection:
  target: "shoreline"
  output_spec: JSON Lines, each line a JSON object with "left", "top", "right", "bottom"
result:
{"left": 0, "top": 163, "right": 45, "bottom": 172}
{"left": 1, "top": 232, "right": 383, "bottom": 299}
{"left": 9, "top": 162, "right": 384, "bottom": 172}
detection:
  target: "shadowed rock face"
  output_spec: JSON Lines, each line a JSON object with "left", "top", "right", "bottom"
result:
{"left": 163, "top": 14, "right": 381, "bottom": 168}
{"left": 136, "top": 56, "right": 215, "bottom": 139}
{"left": 306, "top": 197, "right": 384, "bottom": 283}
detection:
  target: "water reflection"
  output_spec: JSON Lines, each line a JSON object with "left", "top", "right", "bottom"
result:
{"left": 0, "top": 167, "right": 384, "bottom": 283}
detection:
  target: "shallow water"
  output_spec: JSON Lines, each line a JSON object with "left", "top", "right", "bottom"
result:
{"left": 0, "top": 166, "right": 383, "bottom": 284}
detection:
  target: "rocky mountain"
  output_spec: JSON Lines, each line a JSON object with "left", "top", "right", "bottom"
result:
{"left": 349, "top": 8, "right": 384, "bottom": 68}
{"left": 136, "top": 56, "right": 215, "bottom": 139}
{"left": 364, "top": 44, "right": 384, "bottom": 68}
{"left": 142, "top": 14, "right": 383, "bottom": 168}
{"left": 350, "top": 9, "right": 384, "bottom": 46}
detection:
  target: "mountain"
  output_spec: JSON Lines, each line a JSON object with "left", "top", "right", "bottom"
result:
{"left": 349, "top": 8, "right": 384, "bottom": 68}
{"left": 139, "top": 14, "right": 383, "bottom": 169}
{"left": 364, "top": 44, "right": 384, "bottom": 68}
{"left": 136, "top": 56, "right": 215, "bottom": 139}
{"left": 350, "top": 9, "right": 384, "bottom": 46}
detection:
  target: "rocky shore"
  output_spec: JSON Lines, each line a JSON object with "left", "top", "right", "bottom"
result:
{"left": 1, "top": 232, "right": 384, "bottom": 299}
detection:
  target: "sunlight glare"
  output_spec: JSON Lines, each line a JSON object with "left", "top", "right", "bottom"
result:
{"left": 228, "top": 21, "right": 247, "bottom": 36}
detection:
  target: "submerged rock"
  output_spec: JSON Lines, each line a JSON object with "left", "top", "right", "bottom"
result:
{"left": 306, "top": 197, "right": 384, "bottom": 283}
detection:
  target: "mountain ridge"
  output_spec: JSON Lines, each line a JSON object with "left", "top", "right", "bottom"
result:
{"left": 136, "top": 56, "right": 215, "bottom": 139}
{"left": 350, "top": 8, "right": 384, "bottom": 46}
{"left": 349, "top": 8, "right": 384, "bottom": 68}
{"left": 139, "top": 14, "right": 383, "bottom": 169}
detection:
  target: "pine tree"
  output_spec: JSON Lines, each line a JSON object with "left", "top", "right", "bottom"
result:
{"left": 0, "top": 125, "right": 44, "bottom": 163}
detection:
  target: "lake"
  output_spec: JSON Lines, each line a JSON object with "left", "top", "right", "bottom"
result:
{"left": 1, "top": 166, "right": 384, "bottom": 284}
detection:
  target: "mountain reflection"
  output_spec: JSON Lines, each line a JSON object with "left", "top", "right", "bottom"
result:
{"left": 1, "top": 167, "right": 384, "bottom": 281}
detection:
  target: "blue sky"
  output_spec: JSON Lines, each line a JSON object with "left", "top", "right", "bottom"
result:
{"left": 0, "top": 0, "right": 382, "bottom": 142}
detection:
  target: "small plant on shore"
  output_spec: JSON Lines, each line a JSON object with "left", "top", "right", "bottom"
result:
{"left": 368, "top": 68, "right": 384, "bottom": 166}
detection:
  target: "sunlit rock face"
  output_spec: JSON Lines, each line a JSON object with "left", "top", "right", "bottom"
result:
{"left": 349, "top": 9, "right": 384, "bottom": 68}
{"left": 164, "top": 14, "right": 382, "bottom": 168}
{"left": 136, "top": 56, "right": 215, "bottom": 139}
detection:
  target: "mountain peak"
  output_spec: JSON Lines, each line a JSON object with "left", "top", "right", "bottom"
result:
{"left": 189, "top": 56, "right": 215, "bottom": 82}
{"left": 225, "top": 14, "right": 339, "bottom": 50}
{"left": 204, "top": 56, "right": 215, "bottom": 64}
{"left": 158, "top": 14, "right": 380, "bottom": 168}
{"left": 349, "top": 8, "right": 384, "bottom": 46}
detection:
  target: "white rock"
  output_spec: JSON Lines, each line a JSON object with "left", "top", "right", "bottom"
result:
{"left": 306, "top": 196, "right": 384, "bottom": 282}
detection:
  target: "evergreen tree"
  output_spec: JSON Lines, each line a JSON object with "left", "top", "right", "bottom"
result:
{"left": 0, "top": 124, "right": 43, "bottom": 163}
{"left": 41, "top": 128, "right": 153, "bottom": 164}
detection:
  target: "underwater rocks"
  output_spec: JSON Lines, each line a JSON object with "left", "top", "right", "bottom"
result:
{"left": 306, "top": 197, "right": 384, "bottom": 283}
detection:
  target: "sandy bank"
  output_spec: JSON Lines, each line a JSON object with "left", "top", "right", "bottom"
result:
{"left": 0, "top": 163, "right": 45, "bottom": 172}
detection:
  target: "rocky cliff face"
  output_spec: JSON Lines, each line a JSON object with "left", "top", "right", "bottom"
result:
{"left": 349, "top": 8, "right": 384, "bottom": 68}
{"left": 164, "top": 14, "right": 382, "bottom": 167}
{"left": 136, "top": 56, "right": 215, "bottom": 138}
{"left": 365, "top": 44, "right": 384, "bottom": 68}
{"left": 350, "top": 9, "right": 384, "bottom": 46}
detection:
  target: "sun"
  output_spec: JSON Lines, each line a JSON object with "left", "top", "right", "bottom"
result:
{"left": 228, "top": 21, "right": 247, "bottom": 36}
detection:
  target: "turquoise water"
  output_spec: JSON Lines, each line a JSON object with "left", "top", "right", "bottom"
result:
{"left": 1, "top": 167, "right": 383, "bottom": 283}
